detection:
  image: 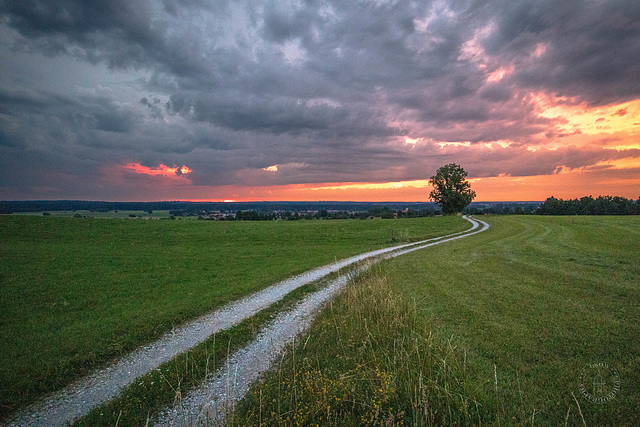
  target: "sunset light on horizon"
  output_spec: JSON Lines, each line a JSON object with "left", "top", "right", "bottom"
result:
{"left": 1, "top": 1, "right": 639, "bottom": 202}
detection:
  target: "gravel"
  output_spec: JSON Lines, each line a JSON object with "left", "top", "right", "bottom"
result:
{"left": 6, "top": 217, "right": 488, "bottom": 426}
{"left": 151, "top": 272, "right": 357, "bottom": 426}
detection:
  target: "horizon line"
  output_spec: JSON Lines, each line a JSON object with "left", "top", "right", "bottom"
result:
{"left": 2, "top": 199, "right": 547, "bottom": 204}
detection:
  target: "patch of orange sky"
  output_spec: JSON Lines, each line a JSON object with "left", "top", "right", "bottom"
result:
{"left": 123, "top": 163, "right": 193, "bottom": 177}
{"left": 534, "top": 94, "right": 640, "bottom": 149}
{"left": 181, "top": 168, "right": 640, "bottom": 203}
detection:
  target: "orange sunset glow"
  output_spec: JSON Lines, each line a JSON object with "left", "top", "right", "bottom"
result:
{"left": 173, "top": 169, "right": 640, "bottom": 203}
{"left": 112, "top": 95, "right": 639, "bottom": 202}
{"left": 101, "top": 95, "right": 638, "bottom": 203}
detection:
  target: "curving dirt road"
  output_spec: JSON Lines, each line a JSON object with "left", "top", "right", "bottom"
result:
{"left": 154, "top": 216, "right": 490, "bottom": 426}
{"left": 7, "top": 216, "right": 489, "bottom": 426}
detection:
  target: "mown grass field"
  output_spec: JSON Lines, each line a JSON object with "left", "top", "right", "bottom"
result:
{"left": 0, "top": 215, "right": 467, "bottom": 418}
{"left": 231, "top": 216, "right": 640, "bottom": 426}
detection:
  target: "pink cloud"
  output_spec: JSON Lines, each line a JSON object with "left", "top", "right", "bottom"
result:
{"left": 123, "top": 163, "right": 193, "bottom": 178}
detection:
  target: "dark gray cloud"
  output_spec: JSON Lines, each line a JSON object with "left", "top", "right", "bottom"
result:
{"left": 0, "top": 1, "right": 156, "bottom": 67}
{"left": 481, "top": 0, "right": 640, "bottom": 105}
{"left": 1, "top": 0, "right": 639, "bottom": 200}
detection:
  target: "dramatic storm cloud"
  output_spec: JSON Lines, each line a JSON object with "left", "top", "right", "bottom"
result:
{"left": 1, "top": 0, "right": 639, "bottom": 201}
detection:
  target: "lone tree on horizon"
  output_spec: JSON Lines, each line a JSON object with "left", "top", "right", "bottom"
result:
{"left": 429, "top": 163, "right": 476, "bottom": 214}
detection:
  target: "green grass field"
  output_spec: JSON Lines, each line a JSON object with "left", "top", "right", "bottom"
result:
{"left": 0, "top": 215, "right": 467, "bottom": 418}
{"left": 231, "top": 216, "right": 640, "bottom": 426}
{"left": 13, "top": 210, "right": 175, "bottom": 219}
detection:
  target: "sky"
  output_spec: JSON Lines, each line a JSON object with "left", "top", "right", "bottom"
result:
{"left": 0, "top": 0, "right": 639, "bottom": 202}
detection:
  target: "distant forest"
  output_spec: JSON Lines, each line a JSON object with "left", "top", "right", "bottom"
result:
{"left": 0, "top": 197, "right": 637, "bottom": 217}
{"left": 536, "top": 195, "right": 640, "bottom": 215}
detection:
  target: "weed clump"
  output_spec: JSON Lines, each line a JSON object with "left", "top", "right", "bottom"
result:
{"left": 230, "top": 271, "right": 481, "bottom": 426}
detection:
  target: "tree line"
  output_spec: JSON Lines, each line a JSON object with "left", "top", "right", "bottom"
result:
{"left": 536, "top": 195, "right": 640, "bottom": 215}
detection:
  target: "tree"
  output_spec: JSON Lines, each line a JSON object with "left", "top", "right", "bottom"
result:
{"left": 428, "top": 163, "right": 476, "bottom": 214}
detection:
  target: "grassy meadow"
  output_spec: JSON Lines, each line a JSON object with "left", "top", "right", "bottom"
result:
{"left": 12, "top": 210, "right": 175, "bottom": 219}
{"left": 230, "top": 216, "right": 640, "bottom": 426}
{"left": 0, "top": 215, "right": 467, "bottom": 417}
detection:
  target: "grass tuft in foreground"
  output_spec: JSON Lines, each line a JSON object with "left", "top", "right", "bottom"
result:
{"left": 229, "top": 270, "right": 484, "bottom": 426}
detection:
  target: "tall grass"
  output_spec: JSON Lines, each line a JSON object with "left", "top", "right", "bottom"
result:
{"left": 229, "top": 270, "right": 488, "bottom": 426}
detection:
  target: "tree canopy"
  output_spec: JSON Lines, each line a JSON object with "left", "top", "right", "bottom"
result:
{"left": 537, "top": 195, "right": 640, "bottom": 215}
{"left": 429, "top": 164, "right": 476, "bottom": 214}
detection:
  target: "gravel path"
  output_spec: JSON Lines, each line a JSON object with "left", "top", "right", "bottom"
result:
{"left": 6, "top": 217, "right": 488, "bottom": 426}
{"left": 152, "top": 272, "right": 358, "bottom": 426}
{"left": 153, "top": 217, "right": 489, "bottom": 426}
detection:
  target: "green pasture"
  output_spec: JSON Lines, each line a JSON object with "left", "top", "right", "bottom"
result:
{"left": 0, "top": 215, "right": 467, "bottom": 417}
{"left": 232, "top": 216, "right": 640, "bottom": 425}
